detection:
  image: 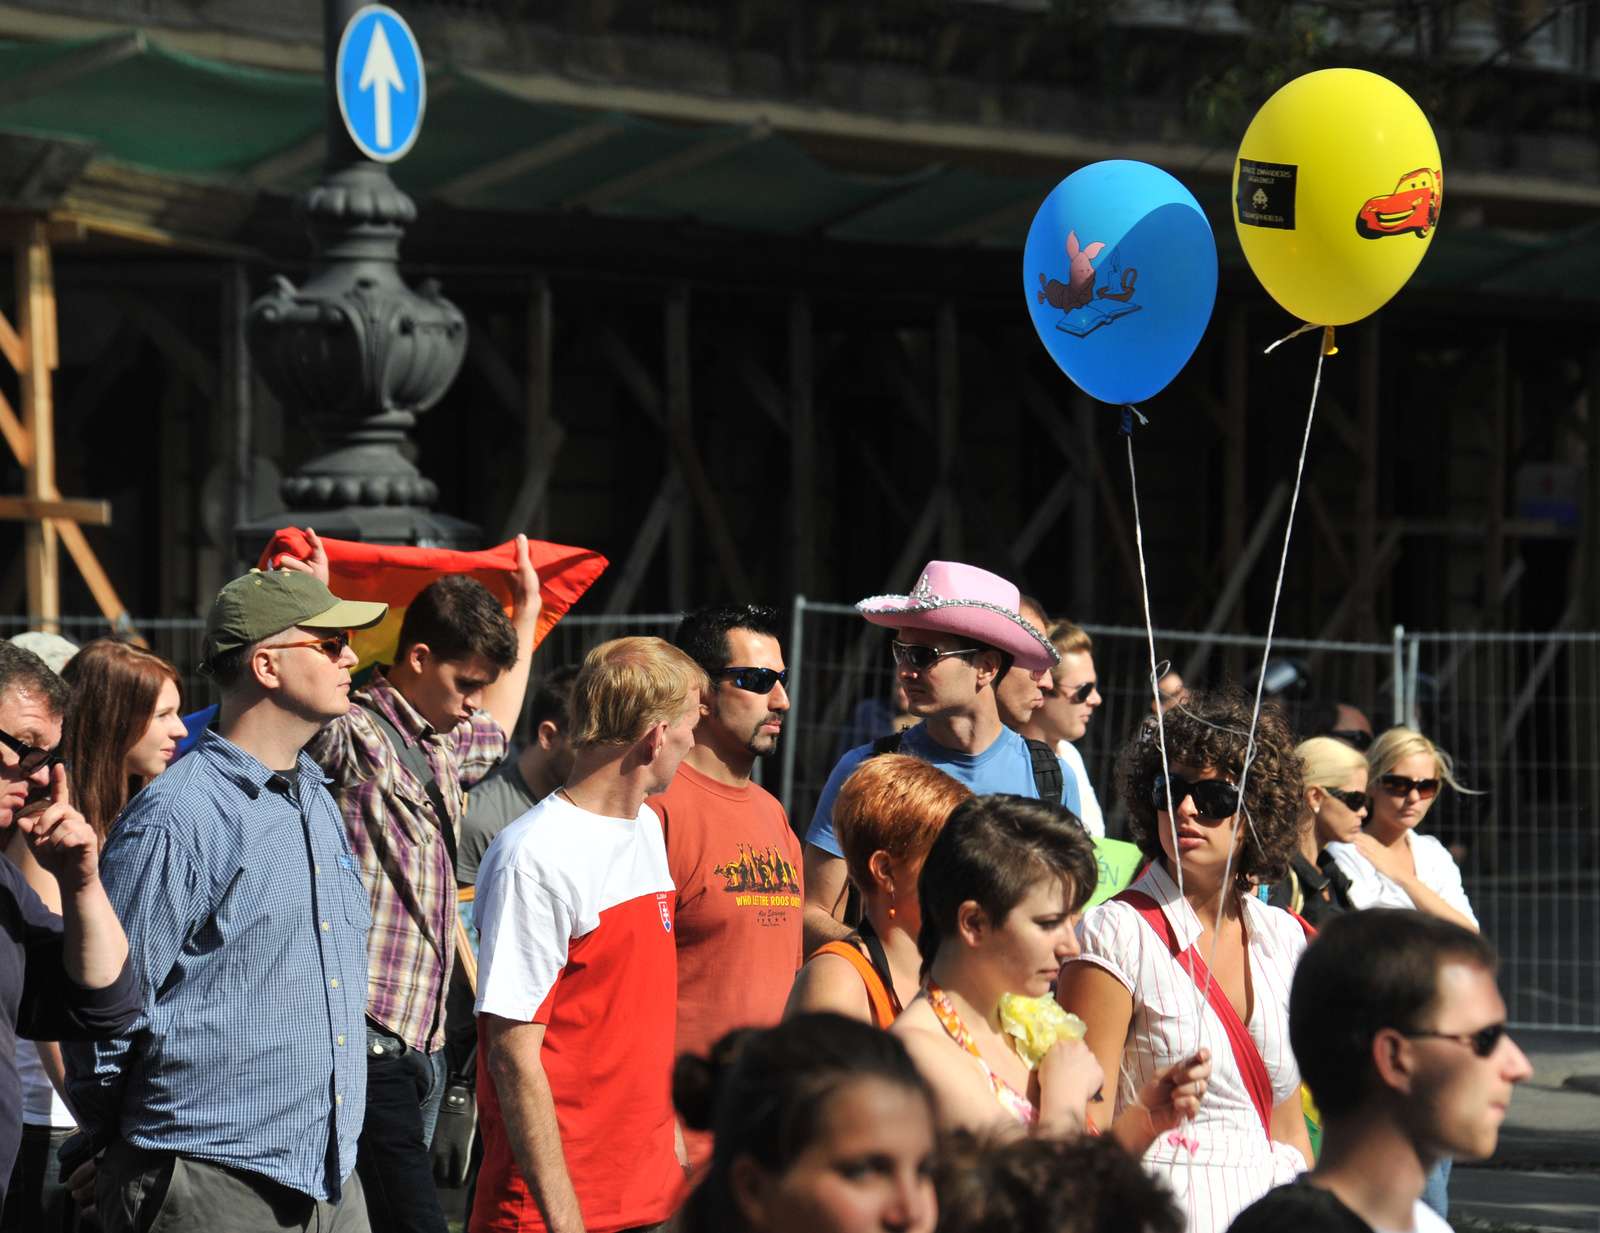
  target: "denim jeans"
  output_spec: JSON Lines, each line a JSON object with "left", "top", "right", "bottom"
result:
{"left": 355, "top": 1027, "right": 449, "bottom": 1233}
{"left": 1420, "top": 1156, "right": 1451, "bottom": 1217}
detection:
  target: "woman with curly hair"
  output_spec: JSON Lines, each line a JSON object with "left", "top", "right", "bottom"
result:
{"left": 1056, "top": 686, "right": 1312, "bottom": 1233}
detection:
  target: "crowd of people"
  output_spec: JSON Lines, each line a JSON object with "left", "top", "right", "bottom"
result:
{"left": 0, "top": 545, "right": 1535, "bottom": 1233}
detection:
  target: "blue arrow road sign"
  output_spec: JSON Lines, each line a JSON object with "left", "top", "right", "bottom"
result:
{"left": 336, "top": 5, "right": 426, "bottom": 162}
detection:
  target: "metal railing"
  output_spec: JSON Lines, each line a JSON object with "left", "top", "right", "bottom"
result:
{"left": 8, "top": 607, "right": 1598, "bottom": 1029}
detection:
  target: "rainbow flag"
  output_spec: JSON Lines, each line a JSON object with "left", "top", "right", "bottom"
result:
{"left": 258, "top": 528, "right": 608, "bottom": 672}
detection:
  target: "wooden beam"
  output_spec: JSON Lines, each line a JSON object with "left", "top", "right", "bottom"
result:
{"left": 732, "top": 352, "right": 789, "bottom": 437}
{"left": 437, "top": 121, "right": 623, "bottom": 204}
{"left": 1312, "top": 524, "right": 1405, "bottom": 649}
{"left": 593, "top": 322, "right": 664, "bottom": 426}
{"left": 499, "top": 417, "right": 567, "bottom": 542}
{"left": 17, "top": 217, "right": 56, "bottom": 624}
{"left": 0, "top": 387, "right": 30, "bottom": 467}
{"left": 1485, "top": 331, "right": 1507, "bottom": 630}
{"left": 1011, "top": 469, "right": 1074, "bottom": 565}
{"left": 1072, "top": 389, "right": 1095, "bottom": 619}
{"left": 563, "top": 122, "right": 770, "bottom": 210}
{"left": 1180, "top": 481, "right": 1291, "bottom": 684}
{"left": 936, "top": 302, "right": 961, "bottom": 558}
{"left": 520, "top": 275, "right": 556, "bottom": 541}
{"left": 0, "top": 307, "right": 23, "bottom": 374}
{"left": 55, "top": 519, "right": 135, "bottom": 634}
{"left": 665, "top": 289, "right": 693, "bottom": 611}
{"left": 1223, "top": 306, "right": 1246, "bottom": 647}
{"left": 1094, "top": 453, "right": 1144, "bottom": 603}
{"left": 0, "top": 495, "right": 109, "bottom": 523}
{"left": 1303, "top": 482, "right": 1352, "bottom": 582}
{"left": 856, "top": 440, "right": 915, "bottom": 529}
{"left": 117, "top": 291, "right": 219, "bottom": 404}
{"left": 789, "top": 294, "right": 814, "bottom": 600}
{"left": 602, "top": 468, "right": 683, "bottom": 616}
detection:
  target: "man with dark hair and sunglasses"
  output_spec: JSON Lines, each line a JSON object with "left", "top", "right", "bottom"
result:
{"left": 647, "top": 603, "right": 801, "bottom": 1174}
{"left": 1228, "top": 910, "right": 1532, "bottom": 1233}
{"left": 0, "top": 641, "right": 138, "bottom": 1217}
{"left": 1018, "top": 616, "right": 1106, "bottom": 838}
{"left": 66, "top": 569, "right": 387, "bottom": 1231}
{"left": 279, "top": 529, "right": 542, "bottom": 1233}
{"left": 802, "top": 561, "right": 1075, "bottom": 952}
{"left": 1306, "top": 699, "right": 1375, "bottom": 753}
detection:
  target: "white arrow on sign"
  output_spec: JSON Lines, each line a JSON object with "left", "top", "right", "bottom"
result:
{"left": 358, "top": 19, "right": 405, "bottom": 150}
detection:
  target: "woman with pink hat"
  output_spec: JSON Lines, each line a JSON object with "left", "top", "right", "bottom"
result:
{"left": 802, "top": 563, "right": 1087, "bottom": 954}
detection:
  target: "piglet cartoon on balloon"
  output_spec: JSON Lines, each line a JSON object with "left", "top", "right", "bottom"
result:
{"left": 1037, "top": 230, "right": 1106, "bottom": 311}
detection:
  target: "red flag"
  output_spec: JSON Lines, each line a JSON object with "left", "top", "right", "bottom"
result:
{"left": 258, "top": 529, "right": 608, "bottom": 671}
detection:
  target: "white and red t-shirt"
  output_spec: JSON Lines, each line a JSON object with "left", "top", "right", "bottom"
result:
{"left": 471, "top": 793, "right": 687, "bottom": 1233}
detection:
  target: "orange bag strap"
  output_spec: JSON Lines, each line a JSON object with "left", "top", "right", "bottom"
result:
{"left": 816, "top": 940, "right": 898, "bottom": 1029}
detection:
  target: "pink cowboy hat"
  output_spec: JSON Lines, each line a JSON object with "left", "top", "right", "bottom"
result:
{"left": 857, "top": 561, "right": 1058, "bottom": 672}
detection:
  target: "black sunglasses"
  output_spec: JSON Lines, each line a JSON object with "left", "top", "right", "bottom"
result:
{"left": 890, "top": 641, "right": 980, "bottom": 672}
{"left": 1329, "top": 728, "right": 1373, "bottom": 752}
{"left": 1380, "top": 774, "right": 1440, "bottom": 800}
{"left": 1405, "top": 1023, "right": 1507, "bottom": 1059}
{"left": 1151, "top": 773, "right": 1240, "bottom": 821}
{"left": 1059, "top": 679, "right": 1097, "bottom": 705}
{"left": 1324, "top": 786, "right": 1369, "bottom": 813}
{"left": 0, "top": 727, "right": 69, "bottom": 776}
{"left": 709, "top": 666, "right": 788, "bottom": 695}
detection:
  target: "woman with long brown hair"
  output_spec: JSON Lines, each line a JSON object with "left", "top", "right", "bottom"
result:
{"left": 60, "top": 638, "right": 187, "bottom": 841}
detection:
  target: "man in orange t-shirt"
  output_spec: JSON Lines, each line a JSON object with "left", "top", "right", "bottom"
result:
{"left": 648, "top": 604, "right": 803, "bottom": 1171}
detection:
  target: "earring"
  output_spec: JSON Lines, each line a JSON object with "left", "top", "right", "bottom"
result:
{"left": 889, "top": 890, "right": 897, "bottom": 919}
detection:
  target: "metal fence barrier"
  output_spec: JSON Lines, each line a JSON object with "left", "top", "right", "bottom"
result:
{"left": 6, "top": 607, "right": 1596, "bottom": 1029}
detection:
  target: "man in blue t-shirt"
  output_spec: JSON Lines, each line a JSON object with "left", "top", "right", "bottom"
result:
{"left": 801, "top": 561, "right": 1075, "bottom": 952}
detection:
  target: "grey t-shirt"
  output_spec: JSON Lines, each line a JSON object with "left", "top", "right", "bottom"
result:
{"left": 457, "top": 755, "right": 540, "bottom": 886}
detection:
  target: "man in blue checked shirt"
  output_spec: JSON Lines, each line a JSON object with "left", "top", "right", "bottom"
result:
{"left": 65, "top": 569, "right": 388, "bottom": 1233}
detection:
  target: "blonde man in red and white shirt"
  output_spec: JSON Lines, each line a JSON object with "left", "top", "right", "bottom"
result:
{"left": 472, "top": 637, "right": 708, "bottom": 1233}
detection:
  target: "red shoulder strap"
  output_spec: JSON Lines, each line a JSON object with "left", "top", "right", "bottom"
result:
{"left": 1113, "top": 889, "right": 1274, "bottom": 1138}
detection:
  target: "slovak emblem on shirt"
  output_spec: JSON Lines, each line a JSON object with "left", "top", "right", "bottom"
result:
{"left": 658, "top": 895, "right": 673, "bottom": 933}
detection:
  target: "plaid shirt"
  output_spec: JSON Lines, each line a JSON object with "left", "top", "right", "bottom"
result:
{"left": 309, "top": 670, "right": 508, "bottom": 1052}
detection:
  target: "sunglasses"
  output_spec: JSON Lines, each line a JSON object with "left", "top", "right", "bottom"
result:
{"left": 1324, "top": 786, "right": 1369, "bottom": 813}
{"left": 1405, "top": 1023, "right": 1507, "bottom": 1059}
{"left": 709, "top": 666, "right": 789, "bottom": 695}
{"left": 891, "top": 641, "right": 980, "bottom": 672}
{"left": 0, "top": 727, "right": 68, "bottom": 776}
{"left": 1151, "top": 773, "right": 1240, "bottom": 821}
{"left": 1379, "top": 774, "right": 1440, "bottom": 800}
{"left": 1059, "top": 679, "right": 1097, "bottom": 705}
{"left": 273, "top": 630, "right": 353, "bottom": 662}
{"left": 1329, "top": 728, "right": 1373, "bottom": 752}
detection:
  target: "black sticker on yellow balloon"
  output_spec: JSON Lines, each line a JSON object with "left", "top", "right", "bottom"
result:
{"left": 1236, "top": 159, "right": 1297, "bottom": 230}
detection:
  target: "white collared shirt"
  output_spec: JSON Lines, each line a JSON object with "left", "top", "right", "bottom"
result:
{"left": 1067, "top": 862, "right": 1309, "bottom": 1233}
{"left": 1324, "top": 832, "right": 1477, "bottom": 926}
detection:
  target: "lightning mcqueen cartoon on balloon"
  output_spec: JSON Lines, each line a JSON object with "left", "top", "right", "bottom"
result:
{"left": 1356, "top": 167, "right": 1442, "bottom": 239}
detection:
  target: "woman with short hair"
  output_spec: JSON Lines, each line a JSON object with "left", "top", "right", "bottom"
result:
{"left": 1265, "top": 735, "right": 1368, "bottom": 926}
{"left": 673, "top": 1013, "right": 937, "bottom": 1233}
{"left": 1058, "top": 687, "right": 1311, "bottom": 1233}
{"left": 1323, "top": 728, "right": 1478, "bottom": 933}
{"left": 891, "top": 794, "right": 1207, "bottom": 1150}
{"left": 785, "top": 755, "right": 971, "bottom": 1026}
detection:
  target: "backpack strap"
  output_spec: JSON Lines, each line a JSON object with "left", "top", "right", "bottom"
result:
{"left": 815, "top": 940, "right": 899, "bottom": 1029}
{"left": 1113, "top": 888, "right": 1274, "bottom": 1138}
{"left": 361, "top": 702, "right": 458, "bottom": 871}
{"left": 870, "top": 731, "right": 905, "bottom": 757}
{"left": 1023, "top": 737, "right": 1065, "bottom": 806}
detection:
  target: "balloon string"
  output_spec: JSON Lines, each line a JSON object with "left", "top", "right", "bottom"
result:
{"left": 1263, "top": 321, "right": 1323, "bottom": 355}
{"left": 1196, "top": 325, "right": 1330, "bottom": 1023}
{"left": 1123, "top": 422, "right": 1201, "bottom": 1197}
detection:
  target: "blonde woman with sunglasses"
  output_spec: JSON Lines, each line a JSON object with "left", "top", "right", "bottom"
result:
{"left": 1323, "top": 728, "right": 1479, "bottom": 934}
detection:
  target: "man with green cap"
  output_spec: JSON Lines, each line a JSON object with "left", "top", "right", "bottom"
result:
{"left": 64, "top": 569, "right": 388, "bottom": 1233}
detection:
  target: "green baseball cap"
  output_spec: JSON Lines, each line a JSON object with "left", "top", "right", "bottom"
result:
{"left": 202, "top": 570, "right": 388, "bottom": 661}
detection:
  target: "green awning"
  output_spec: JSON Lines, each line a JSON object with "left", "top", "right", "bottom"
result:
{"left": 0, "top": 29, "right": 1589, "bottom": 300}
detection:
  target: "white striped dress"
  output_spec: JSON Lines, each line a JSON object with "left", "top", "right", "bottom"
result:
{"left": 1066, "top": 864, "right": 1309, "bottom": 1233}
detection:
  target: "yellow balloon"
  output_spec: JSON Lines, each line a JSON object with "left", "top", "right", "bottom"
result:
{"left": 1234, "top": 69, "right": 1441, "bottom": 326}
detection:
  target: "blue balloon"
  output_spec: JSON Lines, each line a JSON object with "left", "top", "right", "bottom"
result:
{"left": 1023, "top": 161, "right": 1217, "bottom": 406}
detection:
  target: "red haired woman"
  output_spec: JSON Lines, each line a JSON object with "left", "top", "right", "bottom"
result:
{"left": 60, "top": 638, "right": 188, "bottom": 842}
